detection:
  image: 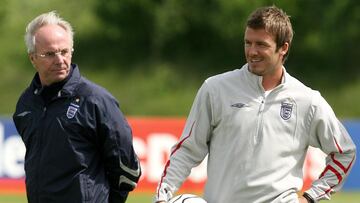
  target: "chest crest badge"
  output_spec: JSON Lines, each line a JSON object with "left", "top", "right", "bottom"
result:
{"left": 66, "top": 103, "right": 80, "bottom": 119}
{"left": 280, "top": 102, "right": 293, "bottom": 120}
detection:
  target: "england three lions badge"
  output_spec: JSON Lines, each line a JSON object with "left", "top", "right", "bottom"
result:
{"left": 66, "top": 103, "right": 79, "bottom": 119}
{"left": 280, "top": 102, "right": 293, "bottom": 120}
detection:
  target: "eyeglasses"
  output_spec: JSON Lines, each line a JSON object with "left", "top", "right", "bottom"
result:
{"left": 35, "top": 48, "right": 74, "bottom": 59}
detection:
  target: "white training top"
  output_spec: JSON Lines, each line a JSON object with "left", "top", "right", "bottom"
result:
{"left": 155, "top": 64, "right": 356, "bottom": 203}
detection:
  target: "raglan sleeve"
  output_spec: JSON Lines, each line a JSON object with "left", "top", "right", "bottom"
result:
{"left": 96, "top": 95, "right": 141, "bottom": 203}
{"left": 154, "top": 81, "right": 214, "bottom": 203}
{"left": 305, "top": 92, "right": 356, "bottom": 202}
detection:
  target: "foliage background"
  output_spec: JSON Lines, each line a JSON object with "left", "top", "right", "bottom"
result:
{"left": 0, "top": 0, "right": 359, "bottom": 117}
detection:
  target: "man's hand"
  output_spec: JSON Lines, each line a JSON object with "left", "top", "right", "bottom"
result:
{"left": 298, "top": 196, "right": 309, "bottom": 203}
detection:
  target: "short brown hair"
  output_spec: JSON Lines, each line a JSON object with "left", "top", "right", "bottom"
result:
{"left": 246, "top": 6, "right": 293, "bottom": 61}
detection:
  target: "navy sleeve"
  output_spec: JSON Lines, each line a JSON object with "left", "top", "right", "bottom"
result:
{"left": 95, "top": 96, "right": 141, "bottom": 203}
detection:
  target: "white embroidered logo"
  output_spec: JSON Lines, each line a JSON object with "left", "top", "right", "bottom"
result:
{"left": 66, "top": 103, "right": 79, "bottom": 119}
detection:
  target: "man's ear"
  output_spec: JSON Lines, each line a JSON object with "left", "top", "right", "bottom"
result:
{"left": 280, "top": 42, "right": 289, "bottom": 56}
{"left": 29, "top": 53, "right": 36, "bottom": 68}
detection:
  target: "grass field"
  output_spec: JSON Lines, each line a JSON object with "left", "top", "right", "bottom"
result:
{"left": 1, "top": 192, "right": 359, "bottom": 203}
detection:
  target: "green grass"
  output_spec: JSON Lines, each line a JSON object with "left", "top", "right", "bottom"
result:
{"left": 1, "top": 192, "right": 359, "bottom": 203}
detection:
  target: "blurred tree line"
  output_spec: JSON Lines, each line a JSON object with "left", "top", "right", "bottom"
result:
{"left": 0, "top": 0, "right": 359, "bottom": 116}
{"left": 89, "top": 0, "right": 360, "bottom": 86}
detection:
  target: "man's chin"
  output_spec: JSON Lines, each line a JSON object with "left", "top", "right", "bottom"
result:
{"left": 53, "top": 73, "right": 69, "bottom": 83}
{"left": 248, "top": 65, "right": 263, "bottom": 76}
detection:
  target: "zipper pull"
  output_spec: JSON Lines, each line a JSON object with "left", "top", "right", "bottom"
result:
{"left": 259, "top": 100, "right": 265, "bottom": 113}
{"left": 42, "top": 107, "right": 47, "bottom": 117}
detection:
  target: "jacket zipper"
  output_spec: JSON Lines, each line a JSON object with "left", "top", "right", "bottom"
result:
{"left": 253, "top": 83, "right": 284, "bottom": 146}
{"left": 35, "top": 92, "right": 66, "bottom": 202}
{"left": 254, "top": 96, "right": 266, "bottom": 145}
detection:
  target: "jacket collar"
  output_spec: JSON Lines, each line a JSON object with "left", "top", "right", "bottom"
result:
{"left": 243, "top": 63, "right": 287, "bottom": 92}
{"left": 61, "top": 64, "right": 81, "bottom": 97}
{"left": 30, "top": 63, "right": 81, "bottom": 97}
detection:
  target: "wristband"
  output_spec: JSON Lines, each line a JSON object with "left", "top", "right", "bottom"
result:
{"left": 302, "top": 192, "right": 315, "bottom": 203}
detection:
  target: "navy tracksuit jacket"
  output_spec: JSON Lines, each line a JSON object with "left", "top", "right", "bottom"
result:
{"left": 13, "top": 64, "right": 141, "bottom": 203}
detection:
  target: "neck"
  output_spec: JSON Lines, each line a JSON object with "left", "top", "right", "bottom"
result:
{"left": 262, "top": 68, "right": 283, "bottom": 91}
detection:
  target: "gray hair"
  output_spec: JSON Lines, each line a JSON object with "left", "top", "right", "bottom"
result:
{"left": 24, "top": 11, "right": 74, "bottom": 53}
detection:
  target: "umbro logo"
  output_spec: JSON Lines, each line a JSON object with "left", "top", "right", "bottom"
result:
{"left": 16, "top": 111, "right": 31, "bottom": 117}
{"left": 231, "top": 103, "right": 246, "bottom": 108}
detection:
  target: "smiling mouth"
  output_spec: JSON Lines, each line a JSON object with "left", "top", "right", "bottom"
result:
{"left": 250, "top": 59, "right": 262, "bottom": 63}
